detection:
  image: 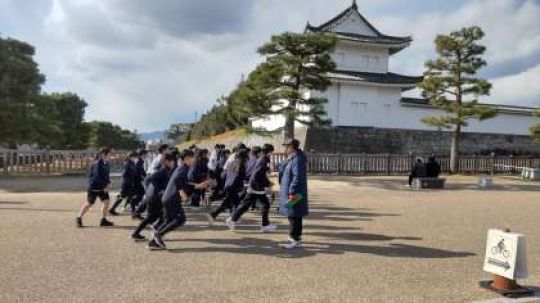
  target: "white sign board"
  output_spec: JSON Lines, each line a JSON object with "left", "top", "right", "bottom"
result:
{"left": 483, "top": 229, "right": 528, "bottom": 280}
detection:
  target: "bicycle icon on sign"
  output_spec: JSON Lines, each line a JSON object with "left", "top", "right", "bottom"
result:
{"left": 491, "top": 239, "right": 510, "bottom": 259}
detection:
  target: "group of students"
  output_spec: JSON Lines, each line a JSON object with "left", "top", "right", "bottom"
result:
{"left": 75, "top": 138, "right": 309, "bottom": 250}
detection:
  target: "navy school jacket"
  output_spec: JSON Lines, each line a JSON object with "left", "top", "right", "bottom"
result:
{"left": 162, "top": 163, "right": 189, "bottom": 205}
{"left": 135, "top": 157, "right": 146, "bottom": 183}
{"left": 244, "top": 155, "right": 258, "bottom": 183}
{"left": 87, "top": 158, "right": 110, "bottom": 191}
{"left": 248, "top": 155, "right": 271, "bottom": 192}
{"left": 144, "top": 165, "right": 173, "bottom": 204}
{"left": 224, "top": 161, "right": 246, "bottom": 192}
{"left": 120, "top": 159, "right": 137, "bottom": 193}
{"left": 188, "top": 158, "right": 209, "bottom": 183}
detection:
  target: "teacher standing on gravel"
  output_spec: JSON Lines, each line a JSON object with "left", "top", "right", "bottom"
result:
{"left": 279, "top": 138, "right": 308, "bottom": 249}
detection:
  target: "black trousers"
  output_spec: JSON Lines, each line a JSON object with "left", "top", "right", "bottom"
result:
{"left": 288, "top": 217, "right": 303, "bottom": 241}
{"left": 133, "top": 199, "right": 162, "bottom": 236}
{"left": 231, "top": 193, "right": 270, "bottom": 226}
{"left": 408, "top": 175, "right": 414, "bottom": 186}
{"left": 211, "top": 188, "right": 239, "bottom": 219}
{"left": 110, "top": 191, "right": 134, "bottom": 212}
{"left": 156, "top": 201, "right": 186, "bottom": 237}
{"left": 190, "top": 189, "right": 205, "bottom": 206}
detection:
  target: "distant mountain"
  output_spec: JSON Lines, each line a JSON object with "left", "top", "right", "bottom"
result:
{"left": 139, "top": 131, "right": 165, "bottom": 142}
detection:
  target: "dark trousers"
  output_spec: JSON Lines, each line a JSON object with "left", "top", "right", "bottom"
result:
{"left": 133, "top": 199, "right": 162, "bottom": 236}
{"left": 211, "top": 188, "right": 239, "bottom": 219}
{"left": 191, "top": 189, "right": 205, "bottom": 206}
{"left": 110, "top": 191, "right": 133, "bottom": 212}
{"left": 156, "top": 201, "right": 186, "bottom": 237}
{"left": 131, "top": 183, "right": 145, "bottom": 209}
{"left": 408, "top": 175, "right": 414, "bottom": 186}
{"left": 288, "top": 217, "right": 303, "bottom": 241}
{"left": 231, "top": 193, "right": 270, "bottom": 226}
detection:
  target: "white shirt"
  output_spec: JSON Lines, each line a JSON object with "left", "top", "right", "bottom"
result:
{"left": 147, "top": 153, "right": 162, "bottom": 175}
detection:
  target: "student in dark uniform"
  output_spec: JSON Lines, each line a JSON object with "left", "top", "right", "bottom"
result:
{"left": 188, "top": 149, "right": 209, "bottom": 207}
{"left": 131, "top": 153, "right": 176, "bottom": 242}
{"left": 244, "top": 146, "right": 261, "bottom": 211}
{"left": 149, "top": 150, "right": 210, "bottom": 250}
{"left": 109, "top": 151, "right": 139, "bottom": 216}
{"left": 207, "top": 149, "right": 248, "bottom": 225}
{"left": 76, "top": 148, "right": 114, "bottom": 227}
{"left": 133, "top": 145, "right": 168, "bottom": 219}
{"left": 408, "top": 157, "right": 427, "bottom": 186}
{"left": 227, "top": 144, "right": 277, "bottom": 232}
{"left": 130, "top": 149, "right": 148, "bottom": 211}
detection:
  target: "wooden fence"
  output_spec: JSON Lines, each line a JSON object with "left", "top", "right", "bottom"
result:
{"left": 0, "top": 149, "right": 129, "bottom": 176}
{"left": 1, "top": 149, "right": 539, "bottom": 176}
{"left": 270, "top": 153, "right": 540, "bottom": 175}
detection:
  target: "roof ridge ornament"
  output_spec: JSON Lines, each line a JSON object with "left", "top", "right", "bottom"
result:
{"left": 352, "top": 0, "right": 358, "bottom": 10}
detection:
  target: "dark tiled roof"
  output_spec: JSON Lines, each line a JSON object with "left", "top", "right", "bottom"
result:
{"left": 305, "top": 1, "right": 411, "bottom": 53}
{"left": 401, "top": 98, "right": 537, "bottom": 115}
{"left": 328, "top": 70, "right": 423, "bottom": 85}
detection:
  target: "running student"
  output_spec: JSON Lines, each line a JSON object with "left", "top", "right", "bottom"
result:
{"left": 130, "top": 149, "right": 148, "bottom": 211}
{"left": 131, "top": 153, "right": 176, "bottom": 242}
{"left": 244, "top": 146, "right": 261, "bottom": 211}
{"left": 109, "top": 151, "right": 139, "bottom": 216}
{"left": 227, "top": 144, "right": 277, "bottom": 232}
{"left": 207, "top": 149, "right": 248, "bottom": 225}
{"left": 133, "top": 144, "right": 169, "bottom": 219}
{"left": 149, "top": 150, "right": 211, "bottom": 250}
{"left": 76, "top": 148, "right": 114, "bottom": 227}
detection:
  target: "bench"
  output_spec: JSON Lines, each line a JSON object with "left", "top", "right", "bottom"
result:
{"left": 412, "top": 177, "right": 446, "bottom": 190}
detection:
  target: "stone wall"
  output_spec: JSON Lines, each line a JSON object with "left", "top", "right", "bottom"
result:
{"left": 304, "top": 127, "right": 540, "bottom": 155}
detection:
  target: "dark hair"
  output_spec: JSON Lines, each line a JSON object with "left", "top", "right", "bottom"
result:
{"left": 128, "top": 151, "right": 139, "bottom": 158}
{"left": 137, "top": 149, "right": 148, "bottom": 156}
{"left": 96, "top": 148, "right": 111, "bottom": 159}
{"left": 223, "top": 149, "right": 231, "bottom": 156}
{"left": 189, "top": 144, "right": 197, "bottom": 150}
{"left": 251, "top": 146, "right": 262, "bottom": 155}
{"left": 163, "top": 153, "right": 176, "bottom": 163}
{"left": 233, "top": 142, "right": 246, "bottom": 153}
{"left": 158, "top": 144, "right": 169, "bottom": 153}
{"left": 261, "top": 144, "right": 274, "bottom": 154}
{"left": 214, "top": 144, "right": 221, "bottom": 149}
{"left": 179, "top": 149, "right": 194, "bottom": 160}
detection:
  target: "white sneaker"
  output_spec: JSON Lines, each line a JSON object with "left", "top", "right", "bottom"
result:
{"left": 281, "top": 240, "right": 301, "bottom": 249}
{"left": 225, "top": 217, "right": 235, "bottom": 231}
{"left": 206, "top": 213, "right": 215, "bottom": 227}
{"left": 261, "top": 224, "right": 277, "bottom": 233}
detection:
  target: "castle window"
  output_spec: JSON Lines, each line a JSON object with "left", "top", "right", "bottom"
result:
{"left": 351, "top": 102, "right": 367, "bottom": 115}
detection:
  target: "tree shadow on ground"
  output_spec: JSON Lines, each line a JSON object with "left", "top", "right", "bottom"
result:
{"left": 166, "top": 237, "right": 475, "bottom": 259}
{"left": 0, "top": 201, "right": 26, "bottom": 205}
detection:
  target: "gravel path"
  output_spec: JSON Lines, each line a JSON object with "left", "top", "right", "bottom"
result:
{"left": 0, "top": 175, "right": 539, "bottom": 303}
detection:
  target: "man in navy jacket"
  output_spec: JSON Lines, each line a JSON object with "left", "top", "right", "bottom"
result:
{"left": 76, "top": 148, "right": 114, "bottom": 227}
{"left": 109, "top": 151, "right": 139, "bottom": 215}
{"left": 279, "top": 139, "right": 308, "bottom": 249}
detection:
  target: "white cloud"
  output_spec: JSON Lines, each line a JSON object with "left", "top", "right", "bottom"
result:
{"left": 1, "top": 0, "right": 539, "bottom": 131}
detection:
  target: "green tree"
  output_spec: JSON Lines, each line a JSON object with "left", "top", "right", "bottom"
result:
{"left": 37, "top": 93, "right": 90, "bottom": 149}
{"left": 419, "top": 26, "right": 497, "bottom": 173}
{"left": 0, "top": 36, "right": 45, "bottom": 146}
{"left": 256, "top": 32, "right": 338, "bottom": 139}
{"left": 87, "top": 121, "right": 143, "bottom": 150}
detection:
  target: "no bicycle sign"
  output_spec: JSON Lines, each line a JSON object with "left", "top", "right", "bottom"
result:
{"left": 483, "top": 229, "right": 528, "bottom": 280}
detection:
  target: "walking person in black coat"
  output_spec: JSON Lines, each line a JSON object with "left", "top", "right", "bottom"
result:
{"left": 109, "top": 151, "right": 139, "bottom": 216}
{"left": 75, "top": 148, "right": 114, "bottom": 227}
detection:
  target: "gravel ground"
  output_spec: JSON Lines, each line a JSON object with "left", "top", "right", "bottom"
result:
{"left": 0, "top": 175, "right": 539, "bottom": 303}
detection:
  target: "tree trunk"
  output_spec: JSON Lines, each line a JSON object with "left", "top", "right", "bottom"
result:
{"left": 284, "top": 112, "right": 295, "bottom": 140}
{"left": 450, "top": 125, "right": 461, "bottom": 174}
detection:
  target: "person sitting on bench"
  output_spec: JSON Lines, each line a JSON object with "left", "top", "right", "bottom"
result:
{"left": 426, "top": 156, "right": 441, "bottom": 178}
{"left": 408, "top": 157, "right": 427, "bottom": 186}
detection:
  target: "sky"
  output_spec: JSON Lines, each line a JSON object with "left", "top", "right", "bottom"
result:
{"left": 1, "top": 0, "right": 539, "bottom": 132}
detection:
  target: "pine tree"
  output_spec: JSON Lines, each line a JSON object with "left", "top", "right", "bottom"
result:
{"left": 256, "top": 32, "right": 338, "bottom": 139}
{"left": 419, "top": 26, "right": 497, "bottom": 173}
